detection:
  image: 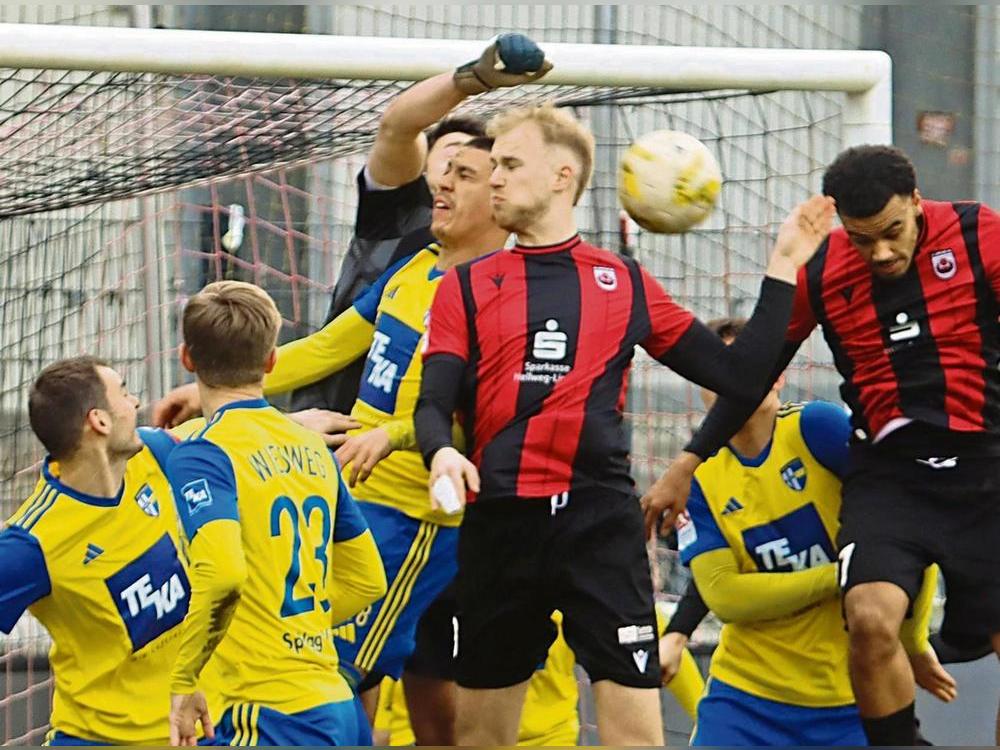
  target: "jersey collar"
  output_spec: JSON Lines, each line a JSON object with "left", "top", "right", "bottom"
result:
{"left": 726, "top": 438, "right": 774, "bottom": 468}
{"left": 512, "top": 234, "right": 582, "bottom": 255}
{"left": 43, "top": 457, "right": 124, "bottom": 507}
{"left": 212, "top": 398, "right": 270, "bottom": 418}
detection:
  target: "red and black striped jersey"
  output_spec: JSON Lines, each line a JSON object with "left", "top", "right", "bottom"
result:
{"left": 423, "top": 235, "right": 697, "bottom": 500}
{"left": 791, "top": 199, "right": 1000, "bottom": 441}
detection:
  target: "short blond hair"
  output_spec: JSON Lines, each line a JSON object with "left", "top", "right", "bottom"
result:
{"left": 182, "top": 281, "right": 282, "bottom": 388}
{"left": 488, "top": 102, "right": 595, "bottom": 205}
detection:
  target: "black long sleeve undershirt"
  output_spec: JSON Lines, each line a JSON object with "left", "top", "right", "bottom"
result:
{"left": 415, "top": 353, "right": 466, "bottom": 468}
{"left": 666, "top": 578, "right": 710, "bottom": 638}
{"left": 657, "top": 274, "right": 796, "bottom": 401}
{"left": 684, "top": 339, "right": 802, "bottom": 460}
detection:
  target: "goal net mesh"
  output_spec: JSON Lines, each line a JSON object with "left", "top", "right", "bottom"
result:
{"left": 0, "top": 70, "right": 846, "bottom": 742}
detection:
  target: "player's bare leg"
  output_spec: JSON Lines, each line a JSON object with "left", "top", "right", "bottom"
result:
{"left": 591, "top": 682, "right": 665, "bottom": 746}
{"left": 402, "top": 672, "right": 456, "bottom": 745}
{"left": 455, "top": 681, "right": 529, "bottom": 745}
{"left": 845, "top": 582, "right": 913, "bottom": 742}
{"left": 359, "top": 684, "right": 380, "bottom": 724}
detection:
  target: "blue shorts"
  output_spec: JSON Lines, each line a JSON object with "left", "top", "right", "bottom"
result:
{"left": 210, "top": 698, "right": 367, "bottom": 746}
{"left": 335, "top": 501, "right": 458, "bottom": 680}
{"left": 46, "top": 732, "right": 111, "bottom": 746}
{"left": 691, "top": 677, "right": 867, "bottom": 747}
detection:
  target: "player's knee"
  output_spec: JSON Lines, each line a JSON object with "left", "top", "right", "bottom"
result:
{"left": 845, "top": 596, "right": 901, "bottom": 662}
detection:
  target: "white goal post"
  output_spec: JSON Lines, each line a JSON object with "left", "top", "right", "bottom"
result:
{"left": 0, "top": 23, "right": 892, "bottom": 145}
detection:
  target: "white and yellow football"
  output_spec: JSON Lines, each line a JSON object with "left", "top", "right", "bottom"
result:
{"left": 618, "top": 130, "right": 722, "bottom": 234}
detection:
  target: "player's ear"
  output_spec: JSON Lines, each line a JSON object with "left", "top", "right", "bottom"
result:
{"left": 911, "top": 188, "right": 922, "bottom": 210}
{"left": 773, "top": 372, "right": 787, "bottom": 392}
{"left": 263, "top": 348, "right": 277, "bottom": 375}
{"left": 553, "top": 163, "right": 575, "bottom": 196}
{"left": 85, "top": 406, "right": 112, "bottom": 437}
{"left": 179, "top": 343, "right": 196, "bottom": 374}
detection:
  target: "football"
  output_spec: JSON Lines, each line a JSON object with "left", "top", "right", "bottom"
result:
{"left": 618, "top": 130, "right": 722, "bottom": 234}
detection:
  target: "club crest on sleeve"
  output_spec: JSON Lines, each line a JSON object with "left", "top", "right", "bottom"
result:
{"left": 134, "top": 483, "right": 160, "bottom": 517}
{"left": 780, "top": 458, "right": 807, "bottom": 491}
{"left": 931, "top": 248, "right": 957, "bottom": 279}
{"left": 181, "top": 478, "right": 213, "bottom": 515}
{"left": 593, "top": 266, "right": 618, "bottom": 291}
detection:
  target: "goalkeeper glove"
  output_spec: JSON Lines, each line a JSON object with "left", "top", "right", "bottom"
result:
{"left": 453, "top": 33, "right": 553, "bottom": 95}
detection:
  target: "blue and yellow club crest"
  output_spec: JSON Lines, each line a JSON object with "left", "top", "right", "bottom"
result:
{"left": 780, "top": 458, "right": 807, "bottom": 491}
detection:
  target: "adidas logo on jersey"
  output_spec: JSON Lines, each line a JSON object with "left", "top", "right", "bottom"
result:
{"left": 721, "top": 497, "right": 744, "bottom": 515}
{"left": 83, "top": 543, "right": 104, "bottom": 565}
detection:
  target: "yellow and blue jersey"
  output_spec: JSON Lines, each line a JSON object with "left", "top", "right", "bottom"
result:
{"left": 679, "top": 401, "right": 854, "bottom": 708}
{"left": 165, "top": 399, "right": 380, "bottom": 716}
{"left": 266, "top": 245, "right": 457, "bottom": 527}
{"left": 0, "top": 428, "right": 188, "bottom": 745}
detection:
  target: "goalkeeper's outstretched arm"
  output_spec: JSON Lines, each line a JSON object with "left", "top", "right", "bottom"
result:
{"left": 367, "top": 33, "right": 552, "bottom": 188}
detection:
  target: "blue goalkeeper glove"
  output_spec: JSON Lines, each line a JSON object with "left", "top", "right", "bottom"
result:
{"left": 453, "top": 33, "right": 554, "bottom": 95}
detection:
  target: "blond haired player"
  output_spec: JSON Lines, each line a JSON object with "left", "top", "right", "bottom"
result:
{"left": 165, "top": 281, "right": 386, "bottom": 746}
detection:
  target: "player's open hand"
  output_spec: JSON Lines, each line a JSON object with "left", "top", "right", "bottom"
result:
{"left": 289, "top": 408, "right": 361, "bottom": 448}
{"left": 336, "top": 428, "right": 393, "bottom": 487}
{"left": 641, "top": 451, "right": 700, "bottom": 540}
{"left": 169, "top": 691, "right": 213, "bottom": 746}
{"left": 772, "top": 194, "right": 837, "bottom": 270}
{"left": 153, "top": 383, "right": 201, "bottom": 428}
{"left": 658, "top": 632, "right": 689, "bottom": 685}
{"left": 910, "top": 646, "right": 958, "bottom": 703}
{"left": 429, "top": 446, "right": 479, "bottom": 514}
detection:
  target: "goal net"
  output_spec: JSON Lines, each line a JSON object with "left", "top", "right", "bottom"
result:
{"left": 0, "top": 22, "right": 890, "bottom": 746}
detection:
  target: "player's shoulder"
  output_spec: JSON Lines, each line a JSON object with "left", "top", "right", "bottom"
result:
{"left": 573, "top": 239, "right": 631, "bottom": 268}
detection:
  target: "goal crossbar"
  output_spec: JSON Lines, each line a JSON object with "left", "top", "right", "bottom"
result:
{"left": 0, "top": 23, "right": 892, "bottom": 144}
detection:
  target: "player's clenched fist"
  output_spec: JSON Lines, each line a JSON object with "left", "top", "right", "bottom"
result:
{"left": 453, "top": 33, "right": 553, "bottom": 95}
{"left": 428, "top": 446, "right": 479, "bottom": 514}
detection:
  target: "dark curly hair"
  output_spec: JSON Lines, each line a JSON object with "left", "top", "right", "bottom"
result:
{"left": 821, "top": 144, "right": 917, "bottom": 219}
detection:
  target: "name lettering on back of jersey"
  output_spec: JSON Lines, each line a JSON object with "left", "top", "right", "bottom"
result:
{"left": 359, "top": 312, "right": 421, "bottom": 413}
{"left": 742, "top": 503, "right": 836, "bottom": 573}
{"left": 134, "top": 483, "right": 160, "bottom": 517}
{"left": 779, "top": 458, "right": 807, "bottom": 491}
{"left": 248, "top": 443, "right": 329, "bottom": 482}
{"left": 931, "top": 248, "right": 957, "bottom": 279}
{"left": 105, "top": 534, "right": 190, "bottom": 651}
{"left": 181, "top": 478, "right": 213, "bottom": 515}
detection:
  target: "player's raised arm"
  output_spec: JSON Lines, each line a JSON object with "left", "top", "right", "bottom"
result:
{"left": 368, "top": 33, "right": 552, "bottom": 188}
{"left": 642, "top": 195, "right": 833, "bottom": 403}
{"left": 640, "top": 198, "right": 831, "bottom": 536}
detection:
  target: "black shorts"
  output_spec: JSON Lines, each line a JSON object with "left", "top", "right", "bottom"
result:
{"left": 837, "top": 444, "right": 1000, "bottom": 641}
{"left": 404, "top": 582, "right": 457, "bottom": 681}
{"left": 455, "top": 489, "right": 660, "bottom": 690}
